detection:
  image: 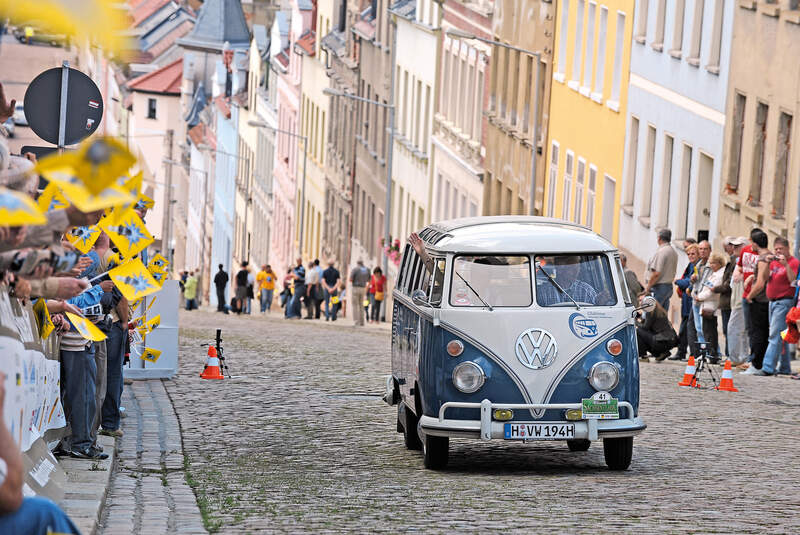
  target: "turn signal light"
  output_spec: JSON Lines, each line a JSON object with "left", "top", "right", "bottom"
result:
{"left": 447, "top": 339, "right": 464, "bottom": 357}
{"left": 565, "top": 409, "right": 583, "bottom": 421}
{"left": 606, "top": 339, "right": 623, "bottom": 356}
{"left": 493, "top": 409, "right": 514, "bottom": 421}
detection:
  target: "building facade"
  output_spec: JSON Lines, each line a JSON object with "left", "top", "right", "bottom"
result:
{"left": 619, "top": 0, "right": 733, "bottom": 266}
{"left": 545, "top": 0, "right": 634, "bottom": 243}
{"left": 484, "top": 0, "right": 554, "bottom": 217}
{"left": 389, "top": 0, "right": 440, "bottom": 241}
{"left": 717, "top": 1, "right": 800, "bottom": 247}
{"left": 432, "top": 0, "right": 492, "bottom": 222}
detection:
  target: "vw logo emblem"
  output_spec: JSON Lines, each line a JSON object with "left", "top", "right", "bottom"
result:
{"left": 515, "top": 328, "right": 558, "bottom": 370}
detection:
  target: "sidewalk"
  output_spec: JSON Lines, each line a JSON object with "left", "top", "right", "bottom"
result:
{"left": 197, "top": 304, "right": 393, "bottom": 332}
{"left": 58, "top": 435, "right": 116, "bottom": 535}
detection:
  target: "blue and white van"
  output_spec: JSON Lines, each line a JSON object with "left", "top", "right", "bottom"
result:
{"left": 385, "top": 217, "right": 650, "bottom": 470}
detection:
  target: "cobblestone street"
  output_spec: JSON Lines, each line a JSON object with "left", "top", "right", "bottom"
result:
{"left": 156, "top": 309, "right": 799, "bottom": 534}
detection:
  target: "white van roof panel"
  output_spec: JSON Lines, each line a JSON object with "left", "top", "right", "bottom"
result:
{"left": 421, "top": 216, "right": 616, "bottom": 254}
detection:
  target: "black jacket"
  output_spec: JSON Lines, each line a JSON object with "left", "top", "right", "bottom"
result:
{"left": 214, "top": 270, "right": 228, "bottom": 288}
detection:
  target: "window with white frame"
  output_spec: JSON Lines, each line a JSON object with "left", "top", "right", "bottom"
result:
{"left": 653, "top": 0, "right": 666, "bottom": 48}
{"left": 587, "top": 165, "right": 596, "bottom": 228}
{"left": 548, "top": 141, "right": 560, "bottom": 217}
{"left": 575, "top": 157, "right": 586, "bottom": 224}
{"left": 610, "top": 11, "right": 626, "bottom": 107}
{"left": 594, "top": 6, "right": 608, "bottom": 100}
{"left": 706, "top": 0, "right": 724, "bottom": 72}
{"left": 635, "top": 0, "right": 649, "bottom": 41}
{"left": 572, "top": 1, "right": 585, "bottom": 84}
{"left": 671, "top": 0, "right": 686, "bottom": 54}
{"left": 688, "top": 0, "right": 705, "bottom": 63}
{"left": 583, "top": 2, "right": 596, "bottom": 93}
{"left": 640, "top": 124, "right": 657, "bottom": 219}
{"left": 557, "top": 0, "right": 570, "bottom": 77}
{"left": 563, "top": 150, "right": 574, "bottom": 220}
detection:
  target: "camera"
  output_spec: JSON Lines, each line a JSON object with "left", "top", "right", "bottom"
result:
{"left": 692, "top": 342, "right": 720, "bottom": 364}
{"left": 2, "top": 248, "right": 80, "bottom": 275}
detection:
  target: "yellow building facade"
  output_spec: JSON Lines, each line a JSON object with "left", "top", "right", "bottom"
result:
{"left": 544, "top": 0, "right": 634, "bottom": 244}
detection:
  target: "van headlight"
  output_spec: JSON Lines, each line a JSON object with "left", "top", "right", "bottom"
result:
{"left": 588, "top": 361, "right": 619, "bottom": 392}
{"left": 452, "top": 362, "right": 485, "bottom": 393}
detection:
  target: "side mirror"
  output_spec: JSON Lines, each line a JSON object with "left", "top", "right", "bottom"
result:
{"left": 634, "top": 296, "right": 657, "bottom": 315}
{"left": 411, "top": 289, "right": 431, "bottom": 307}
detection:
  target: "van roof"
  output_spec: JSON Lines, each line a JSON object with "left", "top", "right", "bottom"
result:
{"left": 419, "top": 216, "right": 616, "bottom": 254}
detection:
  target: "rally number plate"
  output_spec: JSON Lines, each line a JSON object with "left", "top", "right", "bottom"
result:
{"left": 503, "top": 423, "right": 575, "bottom": 440}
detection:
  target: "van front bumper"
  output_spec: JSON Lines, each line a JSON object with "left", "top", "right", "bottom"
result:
{"left": 419, "top": 399, "right": 646, "bottom": 441}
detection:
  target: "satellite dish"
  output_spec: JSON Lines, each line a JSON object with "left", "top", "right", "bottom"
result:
{"left": 23, "top": 65, "right": 103, "bottom": 146}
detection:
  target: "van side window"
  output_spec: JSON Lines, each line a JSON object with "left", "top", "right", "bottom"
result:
{"left": 429, "top": 258, "right": 446, "bottom": 305}
{"left": 405, "top": 253, "right": 420, "bottom": 294}
{"left": 398, "top": 244, "right": 412, "bottom": 292}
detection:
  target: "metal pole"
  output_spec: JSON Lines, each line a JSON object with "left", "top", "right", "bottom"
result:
{"left": 383, "top": 20, "right": 397, "bottom": 275}
{"left": 162, "top": 129, "right": 175, "bottom": 264}
{"left": 299, "top": 138, "right": 307, "bottom": 258}
{"left": 58, "top": 61, "right": 69, "bottom": 150}
{"left": 528, "top": 53, "right": 541, "bottom": 216}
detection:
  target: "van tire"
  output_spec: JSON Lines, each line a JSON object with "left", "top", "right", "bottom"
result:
{"left": 603, "top": 437, "right": 633, "bottom": 470}
{"left": 400, "top": 404, "right": 421, "bottom": 450}
{"left": 423, "top": 435, "right": 449, "bottom": 470}
{"left": 567, "top": 439, "right": 591, "bottom": 452}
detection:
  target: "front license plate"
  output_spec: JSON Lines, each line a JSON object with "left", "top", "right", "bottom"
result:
{"left": 504, "top": 423, "right": 575, "bottom": 440}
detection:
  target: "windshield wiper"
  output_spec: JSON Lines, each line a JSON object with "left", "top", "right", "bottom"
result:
{"left": 454, "top": 271, "right": 493, "bottom": 311}
{"left": 536, "top": 263, "right": 581, "bottom": 310}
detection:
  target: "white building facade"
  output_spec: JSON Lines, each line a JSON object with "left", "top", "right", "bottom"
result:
{"left": 619, "top": 0, "right": 734, "bottom": 266}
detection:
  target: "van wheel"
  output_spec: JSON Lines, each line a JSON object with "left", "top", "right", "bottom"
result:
{"left": 567, "top": 439, "right": 591, "bottom": 452}
{"left": 603, "top": 437, "right": 633, "bottom": 470}
{"left": 423, "top": 435, "right": 449, "bottom": 470}
{"left": 400, "top": 404, "right": 421, "bottom": 450}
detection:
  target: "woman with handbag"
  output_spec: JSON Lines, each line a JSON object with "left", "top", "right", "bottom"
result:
{"left": 368, "top": 267, "right": 386, "bottom": 324}
{"left": 694, "top": 252, "right": 727, "bottom": 357}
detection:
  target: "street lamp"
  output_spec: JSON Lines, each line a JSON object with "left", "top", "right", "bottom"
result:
{"left": 323, "top": 88, "right": 396, "bottom": 276}
{"left": 446, "top": 29, "right": 542, "bottom": 216}
{"left": 247, "top": 119, "right": 309, "bottom": 259}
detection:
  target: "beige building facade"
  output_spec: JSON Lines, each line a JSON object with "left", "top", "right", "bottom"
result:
{"left": 718, "top": 2, "right": 800, "bottom": 246}
{"left": 483, "top": 0, "right": 554, "bottom": 216}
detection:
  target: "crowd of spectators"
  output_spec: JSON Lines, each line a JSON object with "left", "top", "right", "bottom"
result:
{"left": 628, "top": 225, "right": 800, "bottom": 379}
{"left": 0, "top": 85, "right": 141, "bottom": 532}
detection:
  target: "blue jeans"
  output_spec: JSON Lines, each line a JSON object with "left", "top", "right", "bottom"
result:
{"left": 260, "top": 289, "right": 274, "bottom": 312}
{"left": 61, "top": 343, "right": 97, "bottom": 451}
{"left": 102, "top": 322, "right": 126, "bottom": 431}
{"left": 691, "top": 301, "right": 706, "bottom": 344}
{"left": 762, "top": 298, "right": 794, "bottom": 374}
{"left": 0, "top": 497, "right": 80, "bottom": 534}
{"left": 323, "top": 288, "right": 332, "bottom": 319}
{"left": 650, "top": 283, "right": 672, "bottom": 314}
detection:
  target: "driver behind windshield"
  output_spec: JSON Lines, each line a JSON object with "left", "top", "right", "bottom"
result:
{"left": 537, "top": 255, "right": 598, "bottom": 306}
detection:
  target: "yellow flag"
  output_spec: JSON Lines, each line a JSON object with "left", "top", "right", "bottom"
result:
{"left": 134, "top": 194, "right": 155, "bottom": 212}
{"left": 46, "top": 172, "right": 135, "bottom": 213}
{"left": 141, "top": 347, "right": 161, "bottom": 363}
{"left": 122, "top": 171, "right": 143, "bottom": 196}
{"left": 130, "top": 298, "right": 143, "bottom": 313}
{"left": 66, "top": 225, "right": 101, "bottom": 254}
{"left": 32, "top": 299, "right": 54, "bottom": 340}
{"left": 148, "top": 253, "right": 169, "bottom": 270}
{"left": 0, "top": 187, "right": 46, "bottom": 226}
{"left": 37, "top": 182, "right": 69, "bottom": 212}
{"left": 35, "top": 137, "right": 136, "bottom": 195}
{"left": 106, "top": 251, "right": 123, "bottom": 270}
{"left": 145, "top": 314, "right": 161, "bottom": 333}
{"left": 108, "top": 259, "right": 160, "bottom": 301}
{"left": 99, "top": 208, "right": 153, "bottom": 258}
{"left": 65, "top": 312, "right": 107, "bottom": 341}
{"left": 148, "top": 267, "right": 167, "bottom": 286}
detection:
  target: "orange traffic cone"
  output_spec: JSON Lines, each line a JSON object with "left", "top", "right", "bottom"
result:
{"left": 200, "top": 346, "right": 224, "bottom": 380}
{"left": 678, "top": 356, "right": 697, "bottom": 387}
{"left": 715, "top": 359, "right": 738, "bottom": 392}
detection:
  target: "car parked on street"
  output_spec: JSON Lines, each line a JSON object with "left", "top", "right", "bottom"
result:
{"left": 12, "top": 104, "right": 26, "bottom": 126}
{"left": 12, "top": 22, "right": 67, "bottom": 47}
{"left": 386, "top": 216, "right": 651, "bottom": 471}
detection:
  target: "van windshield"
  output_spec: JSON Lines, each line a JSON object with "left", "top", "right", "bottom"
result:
{"left": 450, "top": 256, "right": 532, "bottom": 307}
{"left": 534, "top": 254, "right": 617, "bottom": 307}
